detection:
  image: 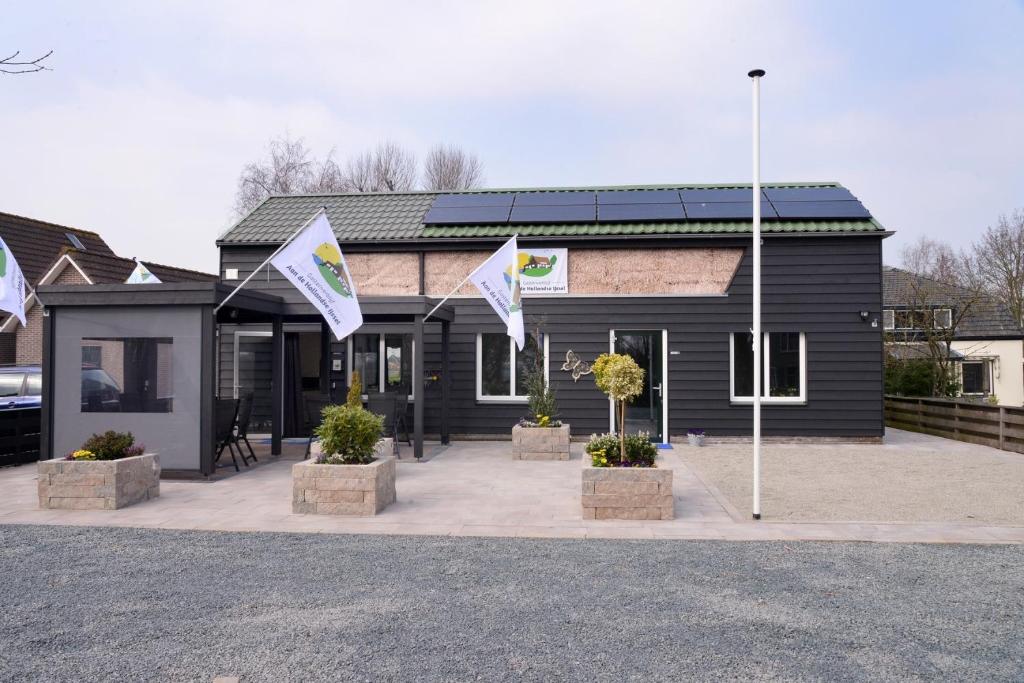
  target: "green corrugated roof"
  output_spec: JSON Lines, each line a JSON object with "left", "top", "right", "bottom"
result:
{"left": 217, "top": 182, "right": 885, "bottom": 245}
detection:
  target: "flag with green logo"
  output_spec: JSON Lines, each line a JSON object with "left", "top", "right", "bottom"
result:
{"left": 270, "top": 212, "right": 362, "bottom": 340}
{"left": 0, "top": 237, "right": 27, "bottom": 326}
{"left": 125, "top": 261, "right": 161, "bottom": 284}
{"left": 469, "top": 235, "right": 525, "bottom": 350}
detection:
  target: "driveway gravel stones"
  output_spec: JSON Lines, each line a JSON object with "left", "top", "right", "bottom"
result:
{"left": 1, "top": 524, "right": 1021, "bottom": 681}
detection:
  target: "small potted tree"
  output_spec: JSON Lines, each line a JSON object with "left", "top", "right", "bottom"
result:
{"left": 512, "top": 329, "right": 570, "bottom": 460}
{"left": 38, "top": 431, "right": 159, "bottom": 510}
{"left": 293, "top": 402, "right": 396, "bottom": 516}
{"left": 582, "top": 353, "right": 673, "bottom": 520}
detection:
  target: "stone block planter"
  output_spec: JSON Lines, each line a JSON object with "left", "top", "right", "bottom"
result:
{"left": 38, "top": 453, "right": 160, "bottom": 510}
{"left": 581, "top": 459, "right": 673, "bottom": 520}
{"left": 293, "top": 451, "right": 396, "bottom": 516}
{"left": 512, "top": 423, "right": 571, "bottom": 460}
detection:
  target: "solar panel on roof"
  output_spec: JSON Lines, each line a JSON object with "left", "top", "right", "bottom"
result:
{"left": 422, "top": 206, "right": 512, "bottom": 224}
{"left": 771, "top": 201, "right": 870, "bottom": 219}
{"left": 679, "top": 188, "right": 754, "bottom": 203}
{"left": 509, "top": 204, "right": 596, "bottom": 223}
{"left": 682, "top": 201, "right": 776, "bottom": 220}
{"left": 430, "top": 193, "right": 514, "bottom": 208}
{"left": 513, "top": 192, "right": 595, "bottom": 206}
{"left": 596, "top": 190, "right": 681, "bottom": 204}
{"left": 763, "top": 187, "right": 856, "bottom": 202}
{"left": 598, "top": 203, "right": 685, "bottom": 222}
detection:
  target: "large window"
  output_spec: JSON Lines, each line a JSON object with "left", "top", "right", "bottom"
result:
{"left": 348, "top": 333, "right": 414, "bottom": 397}
{"left": 476, "top": 333, "right": 548, "bottom": 402}
{"left": 730, "top": 332, "right": 806, "bottom": 404}
{"left": 961, "top": 360, "right": 991, "bottom": 395}
{"left": 81, "top": 337, "right": 173, "bottom": 413}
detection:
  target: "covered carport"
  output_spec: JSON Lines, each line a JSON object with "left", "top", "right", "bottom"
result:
{"left": 37, "top": 282, "right": 453, "bottom": 474}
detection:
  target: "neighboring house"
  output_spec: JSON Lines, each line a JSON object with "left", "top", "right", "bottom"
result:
{"left": 0, "top": 211, "right": 217, "bottom": 366}
{"left": 882, "top": 266, "right": 1024, "bottom": 406}
{"left": 214, "top": 183, "right": 888, "bottom": 440}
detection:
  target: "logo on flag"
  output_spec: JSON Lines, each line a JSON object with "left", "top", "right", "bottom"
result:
{"left": 270, "top": 212, "right": 363, "bottom": 340}
{"left": 312, "top": 243, "right": 354, "bottom": 298}
{"left": 0, "top": 237, "right": 27, "bottom": 326}
{"left": 126, "top": 261, "right": 161, "bottom": 284}
{"left": 469, "top": 235, "right": 525, "bottom": 350}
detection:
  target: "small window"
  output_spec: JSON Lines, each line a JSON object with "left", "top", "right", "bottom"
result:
{"left": 934, "top": 308, "right": 952, "bottom": 329}
{"left": 65, "top": 232, "right": 86, "bottom": 250}
{"left": 224, "top": 268, "right": 239, "bottom": 280}
{"left": 81, "top": 338, "right": 173, "bottom": 413}
{"left": 476, "top": 333, "right": 547, "bottom": 402}
{"left": 730, "top": 332, "right": 807, "bottom": 403}
{"left": 961, "top": 360, "right": 990, "bottom": 395}
{"left": 882, "top": 310, "right": 895, "bottom": 331}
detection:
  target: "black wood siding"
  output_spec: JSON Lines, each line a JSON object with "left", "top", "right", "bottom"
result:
{"left": 218, "top": 235, "right": 884, "bottom": 438}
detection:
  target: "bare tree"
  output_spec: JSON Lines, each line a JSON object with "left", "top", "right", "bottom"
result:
{"left": 1, "top": 50, "right": 52, "bottom": 75}
{"left": 889, "top": 237, "right": 986, "bottom": 397}
{"left": 422, "top": 144, "right": 485, "bottom": 191}
{"left": 233, "top": 135, "right": 346, "bottom": 215}
{"left": 968, "top": 209, "right": 1024, "bottom": 327}
{"left": 340, "top": 141, "right": 417, "bottom": 193}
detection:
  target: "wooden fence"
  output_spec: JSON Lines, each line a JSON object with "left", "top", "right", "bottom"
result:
{"left": 884, "top": 395, "right": 1024, "bottom": 455}
{"left": 0, "top": 407, "right": 41, "bottom": 467}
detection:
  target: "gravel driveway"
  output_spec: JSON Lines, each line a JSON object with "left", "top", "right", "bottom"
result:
{"left": 1, "top": 525, "right": 1021, "bottom": 682}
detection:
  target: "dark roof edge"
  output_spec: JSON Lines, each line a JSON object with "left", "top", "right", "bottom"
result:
{"left": 218, "top": 230, "right": 893, "bottom": 249}
{"left": 0, "top": 210, "right": 106, "bottom": 238}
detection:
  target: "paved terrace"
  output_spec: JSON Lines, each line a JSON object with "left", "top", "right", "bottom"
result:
{"left": 1, "top": 430, "right": 1022, "bottom": 543}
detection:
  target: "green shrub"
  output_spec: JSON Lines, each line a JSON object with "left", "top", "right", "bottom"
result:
{"left": 524, "top": 367, "right": 559, "bottom": 426}
{"left": 80, "top": 430, "right": 143, "bottom": 461}
{"left": 315, "top": 404, "right": 383, "bottom": 465}
{"left": 346, "top": 370, "right": 363, "bottom": 409}
{"left": 585, "top": 432, "right": 657, "bottom": 468}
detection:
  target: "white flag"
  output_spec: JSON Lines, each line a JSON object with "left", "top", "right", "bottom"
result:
{"left": 125, "top": 261, "right": 161, "bottom": 284}
{"left": 270, "top": 212, "right": 362, "bottom": 340}
{"left": 0, "top": 237, "right": 27, "bottom": 326}
{"left": 469, "top": 235, "right": 525, "bottom": 350}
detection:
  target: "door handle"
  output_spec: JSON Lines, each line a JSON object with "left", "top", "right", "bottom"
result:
{"left": 652, "top": 383, "right": 662, "bottom": 398}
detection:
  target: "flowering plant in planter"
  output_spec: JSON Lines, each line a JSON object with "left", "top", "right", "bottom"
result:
{"left": 591, "top": 353, "right": 645, "bottom": 463}
{"left": 314, "top": 404, "right": 384, "bottom": 465}
{"left": 585, "top": 433, "right": 657, "bottom": 468}
{"left": 64, "top": 431, "right": 144, "bottom": 461}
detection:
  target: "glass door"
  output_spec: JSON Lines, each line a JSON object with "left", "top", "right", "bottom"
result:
{"left": 233, "top": 331, "right": 273, "bottom": 432}
{"left": 612, "top": 330, "right": 664, "bottom": 442}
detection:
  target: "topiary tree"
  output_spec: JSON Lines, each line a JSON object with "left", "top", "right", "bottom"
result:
{"left": 592, "top": 353, "right": 645, "bottom": 463}
{"left": 346, "top": 370, "right": 363, "bottom": 408}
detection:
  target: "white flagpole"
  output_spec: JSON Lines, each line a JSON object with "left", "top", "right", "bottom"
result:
{"left": 214, "top": 207, "right": 326, "bottom": 314}
{"left": 749, "top": 68, "right": 765, "bottom": 521}
{"left": 423, "top": 234, "right": 518, "bottom": 323}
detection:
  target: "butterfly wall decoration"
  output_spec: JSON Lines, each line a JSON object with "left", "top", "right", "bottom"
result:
{"left": 561, "top": 350, "right": 593, "bottom": 382}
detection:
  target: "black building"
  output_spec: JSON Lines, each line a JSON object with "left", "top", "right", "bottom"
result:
{"left": 215, "top": 183, "right": 888, "bottom": 444}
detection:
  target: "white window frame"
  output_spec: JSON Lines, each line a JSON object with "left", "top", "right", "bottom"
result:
{"left": 882, "top": 309, "right": 895, "bottom": 331}
{"left": 346, "top": 333, "right": 416, "bottom": 401}
{"left": 959, "top": 358, "right": 991, "bottom": 396}
{"left": 729, "top": 331, "right": 807, "bottom": 404}
{"left": 475, "top": 332, "right": 550, "bottom": 403}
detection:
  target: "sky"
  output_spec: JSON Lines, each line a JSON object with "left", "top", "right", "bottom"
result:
{"left": 3, "top": 1, "right": 1023, "bottom": 273}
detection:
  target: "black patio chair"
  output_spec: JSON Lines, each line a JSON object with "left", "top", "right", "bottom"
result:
{"left": 367, "top": 392, "right": 400, "bottom": 458}
{"left": 393, "top": 390, "right": 411, "bottom": 447}
{"left": 233, "top": 393, "right": 257, "bottom": 465}
{"left": 214, "top": 398, "right": 242, "bottom": 472}
{"left": 303, "top": 395, "right": 331, "bottom": 458}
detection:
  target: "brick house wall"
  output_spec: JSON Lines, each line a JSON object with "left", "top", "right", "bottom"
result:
{"left": 14, "top": 264, "right": 90, "bottom": 365}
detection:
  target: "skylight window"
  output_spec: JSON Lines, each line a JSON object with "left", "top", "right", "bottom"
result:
{"left": 65, "top": 232, "right": 86, "bottom": 250}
